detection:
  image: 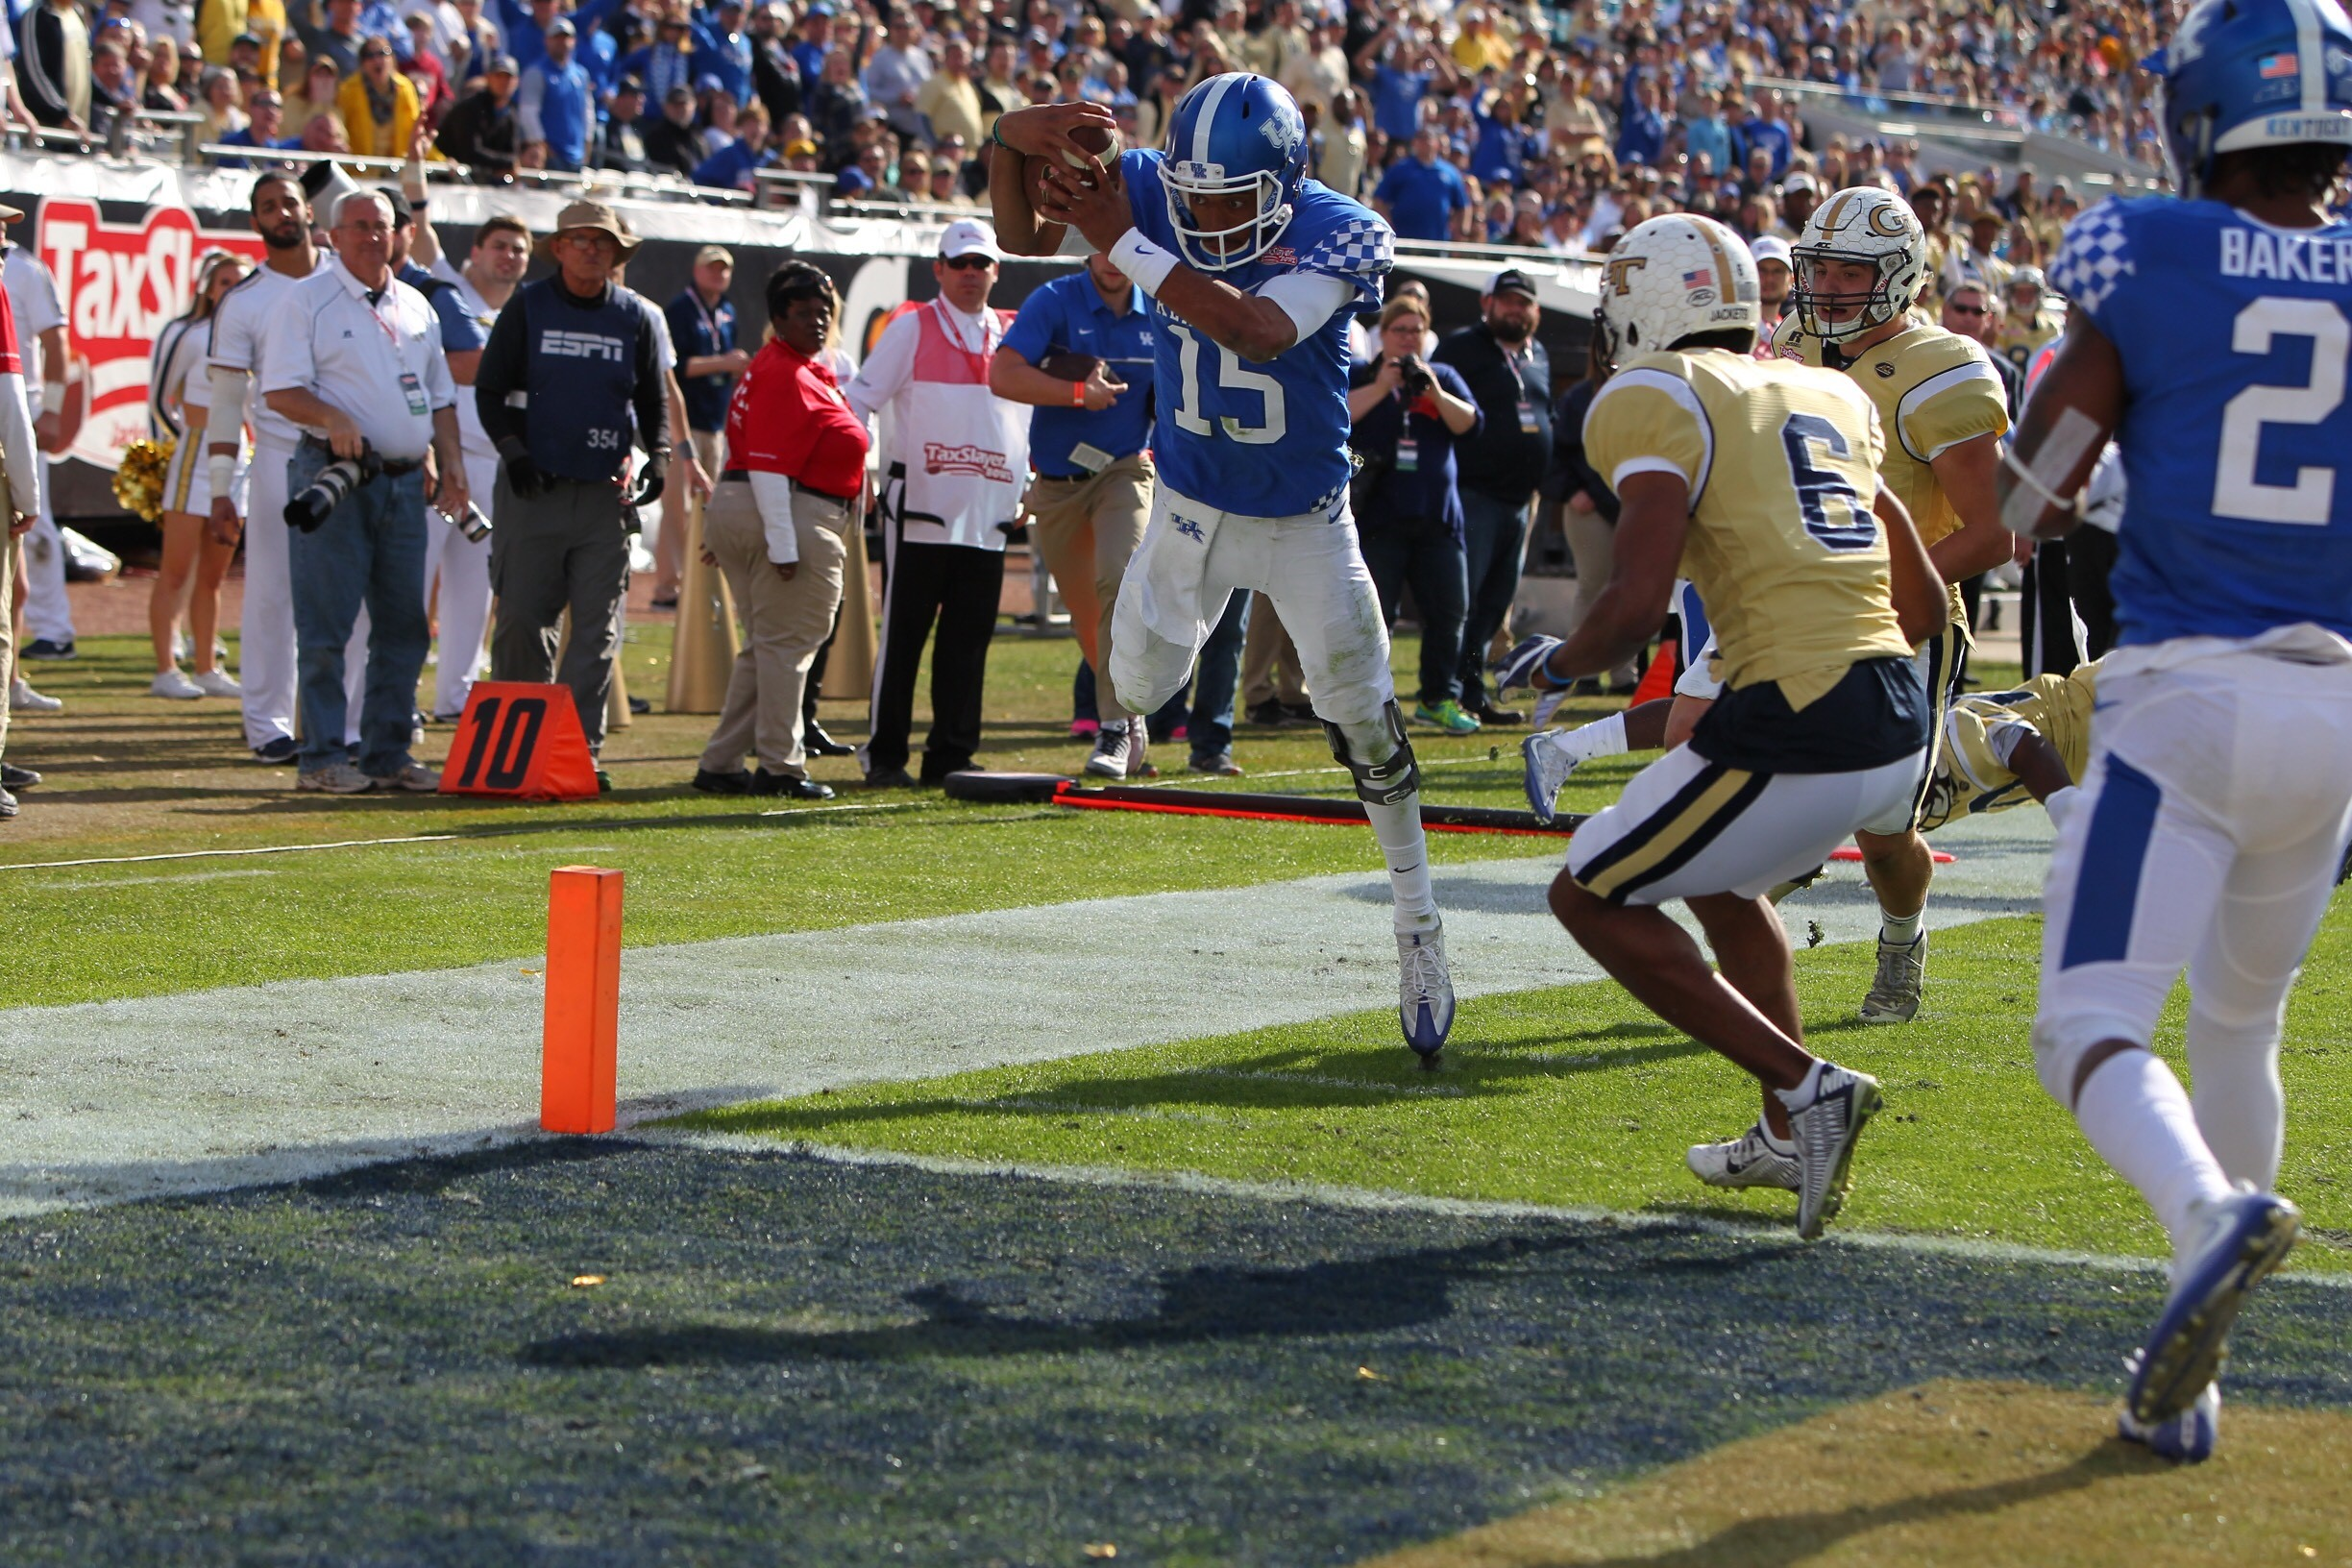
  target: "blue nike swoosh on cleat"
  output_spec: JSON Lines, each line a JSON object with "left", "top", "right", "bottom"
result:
{"left": 2127, "top": 1194, "right": 2299, "bottom": 1425}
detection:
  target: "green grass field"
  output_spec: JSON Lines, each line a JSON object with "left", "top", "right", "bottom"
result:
{"left": 11, "top": 621, "right": 2352, "bottom": 1563}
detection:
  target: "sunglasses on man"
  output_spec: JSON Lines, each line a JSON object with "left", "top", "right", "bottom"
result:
{"left": 942, "top": 255, "right": 995, "bottom": 271}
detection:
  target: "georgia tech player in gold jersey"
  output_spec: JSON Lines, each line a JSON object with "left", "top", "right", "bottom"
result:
{"left": 1777, "top": 184, "right": 2013, "bottom": 1026}
{"left": 1920, "top": 660, "right": 2098, "bottom": 832}
{"left": 1492, "top": 212, "right": 1948, "bottom": 1239}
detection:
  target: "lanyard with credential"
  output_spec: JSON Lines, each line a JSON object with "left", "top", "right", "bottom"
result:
{"left": 929, "top": 299, "right": 993, "bottom": 385}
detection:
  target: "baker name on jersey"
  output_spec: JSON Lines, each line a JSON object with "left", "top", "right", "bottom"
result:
{"left": 923, "top": 441, "right": 1015, "bottom": 481}
{"left": 2217, "top": 227, "right": 2352, "bottom": 281}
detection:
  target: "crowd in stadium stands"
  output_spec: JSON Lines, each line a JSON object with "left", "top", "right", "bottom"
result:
{"left": 0, "top": 0, "right": 2157, "bottom": 222}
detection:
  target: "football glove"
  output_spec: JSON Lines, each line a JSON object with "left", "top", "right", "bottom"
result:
{"left": 1491, "top": 634, "right": 1565, "bottom": 695}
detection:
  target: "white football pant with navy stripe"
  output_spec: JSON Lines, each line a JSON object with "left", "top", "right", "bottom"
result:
{"left": 2033, "top": 637, "right": 2352, "bottom": 1188}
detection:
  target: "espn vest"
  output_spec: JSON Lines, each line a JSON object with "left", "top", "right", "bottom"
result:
{"left": 883, "top": 301, "right": 1030, "bottom": 552}
{"left": 510, "top": 277, "right": 655, "bottom": 482}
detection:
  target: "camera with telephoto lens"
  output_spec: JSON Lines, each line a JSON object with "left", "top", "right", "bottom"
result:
{"left": 1396, "top": 355, "right": 1433, "bottom": 397}
{"left": 284, "top": 447, "right": 382, "bottom": 531}
{"left": 447, "top": 502, "right": 492, "bottom": 543}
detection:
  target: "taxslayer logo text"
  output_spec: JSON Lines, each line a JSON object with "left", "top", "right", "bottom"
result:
{"left": 36, "top": 198, "right": 266, "bottom": 468}
{"left": 923, "top": 442, "right": 1014, "bottom": 482}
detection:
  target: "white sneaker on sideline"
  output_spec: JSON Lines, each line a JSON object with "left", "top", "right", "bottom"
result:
{"left": 366, "top": 760, "right": 442, "bottom": 793}
{"left": 1687, "top": 1120, "right": 1801, "bottom": 1192}
{"left": 1779, "top": 1062, "right": 1882, "bottom": 1239}
{"left": 10, "top": 678, "right": 61, "bottom": 715}
{"left": 150, "top": 669, "right": 204, "bottom": 699}
{"left": 192, "top": 668, "right": 244, "bottom": 698}
{"left": 297, "top": 761, "right": 377, "bottom": 795}
{"left": 1398, "top": 923, "right": 1456, "bottom": 1059}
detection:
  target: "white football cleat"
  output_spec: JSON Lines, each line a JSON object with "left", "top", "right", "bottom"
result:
{"left": 1521, "top": 731, "right": 1580, "bottom": 826}
{"left": 2127, "top": 1185, "right": 2300, "bottom": 1427}
{"left": 9, "top": 677, "right": 61, "bottom": 715}
{"left": 1778, "top": 1061, "right": 1882, "bottom": 1240}
{"left": 1686, "top": 1120, "right": 1801, "bottom": 1192}
{"left": 2119, "top": 1357, "right": 2219, "bottom": 1463}
{"left": 1397, "top": 923, "right": 1456, "bottom": 1061}
{"left": 1858, "top": 931, "right": 1927, "bottom": 1023}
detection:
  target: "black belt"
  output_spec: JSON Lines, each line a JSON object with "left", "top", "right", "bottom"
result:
{"left": 720, "top": 470, "right": 856, "bottom": 505}
{"left": 300, "top": 434, "right": 422, "bottom": 477}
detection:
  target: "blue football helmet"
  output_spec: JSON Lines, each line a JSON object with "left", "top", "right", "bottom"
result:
{"left": 1161, "top": 72, "right": 1310, "bottom": 272}
{"left": 2152, "top": 0, "right": 2352, "bottom": 199}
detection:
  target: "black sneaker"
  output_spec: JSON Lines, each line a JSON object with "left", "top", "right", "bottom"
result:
{"left": 20, "top": 638, "right": 74, "bottom": 661}
{"left": 1281, "top": 701, "right": 1319, "bottom": 725}
{"left": 866, "top": 766, "right": 918, "bottom": 790}
{"left": 752, "top": 769, "right": 836, "bottom": 800}
{"left": 1, "top": 762, "right": 38, "bottom": 788}
{"left": 628, "top": 696, "right": 651, "bottom": 715}
{"left": 252, "top": 736, "right": 299, "bottom": 765}
{"left": 803, "top": 720, "right": 855, "bottom": 758}
{"left": 692, "top": 768, "right": 753, "bottom": 795}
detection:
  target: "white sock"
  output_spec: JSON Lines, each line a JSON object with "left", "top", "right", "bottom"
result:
{"left": 2186, "top": 1006, "right": 2286, "bottom": 1192}
{"left": 1558, "top": 710, "right": 1629, "bottom": 763}
{"left": 2072, "top": 1047, "right": 2235, "bottom": 1257}
{"left": 1364, "top": 793, "right": 1439, "bottom": 933}
{"left": 1879, "top": 907, "right": 1923, "bottom": 945}
{"left": 1773, "top": 1058, "right": 1826, "bottom": 1112}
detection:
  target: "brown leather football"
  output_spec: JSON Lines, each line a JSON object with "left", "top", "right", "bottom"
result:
{"left": 1023, "top": 121, "right": 1119, "bottom": 216}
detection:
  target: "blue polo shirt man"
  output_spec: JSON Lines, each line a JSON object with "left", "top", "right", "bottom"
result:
{"left": 518, "top": 17, "right": 596, "bottom": 170}
{"left": 1373, "top": 130, "right": 1470, "bottom": 242}
{"left": 663, "top": 244, "right": 743, "bottom": 478}
{"left": 993, "top": 253, "right": 1163, "bottom": 775}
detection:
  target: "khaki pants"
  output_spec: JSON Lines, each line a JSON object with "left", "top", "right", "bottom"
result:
{"left": 1025, "top": 452, "right": 1152, "bottom": 718}
{"left": 1240, "top": 590, "right": 1306, "bottom": 708}
{"left": 698, "top": 479, "right": 851, "bottom": 777}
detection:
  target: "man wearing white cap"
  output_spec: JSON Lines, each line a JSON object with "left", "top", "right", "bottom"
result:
{"left": 845, "top": 217, "right": 1031, "bottom": 788}
{"left": 1749, "top": 233, "right": 1794, "bottom": 350}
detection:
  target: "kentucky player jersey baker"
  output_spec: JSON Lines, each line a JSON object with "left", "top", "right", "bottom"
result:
{"left": 1118, "top": 146, "right": 1391, "bottom": 518}
{"left": 2050, "top": 196, "right": 2352, "bottom": 644}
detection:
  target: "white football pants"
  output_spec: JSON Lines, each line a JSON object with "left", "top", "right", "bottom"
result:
{"left": 2034, "top": 642, "right": 2352, "bottom": 1190}
{"left": 1110, "top": 485, "right": 1397, "bottom": 748}
{"left": 20, "top": 465, "right": 71, "bottom": 644}
{"left": 239, "top": 438, "right": 299, "bottom": 750}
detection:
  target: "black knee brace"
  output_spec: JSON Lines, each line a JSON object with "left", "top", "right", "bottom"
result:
{"left": 1325, "top": 699, "right": 1422, "bottom": 806}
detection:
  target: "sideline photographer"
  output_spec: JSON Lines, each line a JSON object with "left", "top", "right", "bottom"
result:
{"left": 1346, "top": 297, "right": 1482, "bottom": 734}
{"left": 475, "top": 201, "right": 672, "bottom": 771}
{"left": 260, "top": 189, "right": 465, "bottom": 796}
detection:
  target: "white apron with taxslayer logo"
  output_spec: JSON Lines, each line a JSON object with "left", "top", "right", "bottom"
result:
{"left": 883, "top": 300, "right": 1031, "bottom": 551}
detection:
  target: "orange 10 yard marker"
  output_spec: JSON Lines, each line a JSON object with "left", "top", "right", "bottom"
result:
{"left": 542, "top": 866, "right": 623, "bottom": 1134}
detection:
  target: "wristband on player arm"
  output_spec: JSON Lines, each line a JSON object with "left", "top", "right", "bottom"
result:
{"left": 1069, "top": 381, "right": 1085, "bottom": 406}
{"left": 1108, "top": 229, "right": 1178, "bottom": 297}
{"left": 208, "top": 453, "right": 234, "bottom": 496}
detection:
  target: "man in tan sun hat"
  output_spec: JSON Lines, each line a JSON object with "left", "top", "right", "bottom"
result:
{"left": 474, "top": 199, "right": 671, "bottom": 781}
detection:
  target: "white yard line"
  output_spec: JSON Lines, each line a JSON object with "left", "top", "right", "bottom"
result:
{"left": 0, "top": 814, "right": 2054, "bottom": 1216}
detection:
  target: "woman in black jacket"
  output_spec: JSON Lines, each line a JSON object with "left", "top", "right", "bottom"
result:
{"left": 1348, "top": 297, "right": 1485, "bottom": 733}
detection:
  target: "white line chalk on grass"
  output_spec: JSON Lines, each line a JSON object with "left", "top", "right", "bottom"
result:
{"left": 0, "top": 813, "right": 2054, "bottom": 1216}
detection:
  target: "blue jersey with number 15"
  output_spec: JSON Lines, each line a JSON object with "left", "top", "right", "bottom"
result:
{"left": 1121, "top": 147, "right": 1392, "bottom": 518}
{"left": 2052, "top": 196, "right": 2352, "bottom": 646}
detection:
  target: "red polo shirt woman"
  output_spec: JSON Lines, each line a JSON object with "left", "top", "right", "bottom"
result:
{"left": 693, "top": 262, "right": 870, "bottom": 799}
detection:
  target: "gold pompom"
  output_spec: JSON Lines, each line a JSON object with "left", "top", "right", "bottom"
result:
{"left": 112, "top": 436, "right": 175, "bottom": 523}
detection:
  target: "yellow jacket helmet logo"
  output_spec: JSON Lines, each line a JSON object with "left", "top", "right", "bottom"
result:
{"left": 1791, "top": 185, "right": 1930, "bottom": 344}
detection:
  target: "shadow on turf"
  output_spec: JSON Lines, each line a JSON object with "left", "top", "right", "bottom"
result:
{"left": 1561, "top": 1442, "right": 2159, "bottom": 1568}
{"left": 519, "top": 1227, "right": 1619, "bottom": 1370}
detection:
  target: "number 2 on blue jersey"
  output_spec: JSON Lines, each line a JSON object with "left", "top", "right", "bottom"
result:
{"left": 2215, "top": 296, "right": 2346, "bottom": 526}
{"left": 1164, "top": 320, "right": 1287, "bottom": 446}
